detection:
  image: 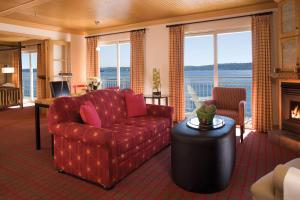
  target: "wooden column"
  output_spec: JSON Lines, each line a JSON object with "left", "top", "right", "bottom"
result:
{"left": 18, "top": 42, "right": 23, "bottom": 108}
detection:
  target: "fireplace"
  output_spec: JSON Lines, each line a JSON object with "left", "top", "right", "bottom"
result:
{"left": 290, "top": 101, "right": 300, "bottom": 120}
{"left": 281, "top": 83, "right": 300, "bottom": 134}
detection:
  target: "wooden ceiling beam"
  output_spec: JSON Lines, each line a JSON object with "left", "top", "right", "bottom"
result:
{"left": 0, "top": 0, "right": 52, "bottom": 17}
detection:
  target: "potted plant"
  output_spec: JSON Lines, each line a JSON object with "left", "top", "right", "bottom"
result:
{"left": 196, "top": 103, "right": 217, "bottom": 125}
{"left": 87, "top": 77, "right": 101, "bottom": 91}
{"left": 152, "top": 68, "right": 161, "bottom": 96}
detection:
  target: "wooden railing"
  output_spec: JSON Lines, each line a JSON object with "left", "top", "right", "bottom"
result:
{"left": 0, "top": 87, "right": 21, "bottom": 110}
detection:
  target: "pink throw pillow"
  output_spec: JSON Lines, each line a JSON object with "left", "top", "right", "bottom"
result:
{"left": 80, "top": 101, "right": 101, "bottom": 128}
{"left": 125, "top": 93, "right": 147, "bottom": 117}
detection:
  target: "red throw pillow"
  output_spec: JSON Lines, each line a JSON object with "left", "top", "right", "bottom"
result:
{"left": 80, "top": 101, "right": 101, "bottom": 128}
{"left": 125, "top": 93, "right": 147, "bottom": 117}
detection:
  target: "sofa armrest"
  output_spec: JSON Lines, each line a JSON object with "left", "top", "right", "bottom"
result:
{"left": 146, "top": 104, "right": 173, "bottom": 118}
{"left": 49, "top": 122, "right": 115, "bottom": 148}
{"left": 239, "top": 100, "right": 246, "bottom": 124}
{"left": 203, "top": 99, "right": 216, "bottom": 106}
{"left": 146, "top": 104, "right": 174, "bottom": 123}
{"left": 273, "top": 164, "right": 289, "bottom": 194}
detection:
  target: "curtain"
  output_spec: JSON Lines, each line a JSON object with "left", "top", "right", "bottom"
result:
{"left": 86, "top": 37, "right": 99, "bottom": 78}
{"left": 252, "top": 15, "right": 273, "bottom": 132}
{"left": 130, "top": 30, "right": 145, "bottom": 94}
{"left": 169, "top": 25, "right": 185, "bottom": 122}
{"left": 37, "top": 41, "right": 48, "bottom": 99}
{"left": 11, "top": 51, "right": 20, "bottom": 88}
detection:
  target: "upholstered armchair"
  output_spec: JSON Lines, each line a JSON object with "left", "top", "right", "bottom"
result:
{"left": 251, "top": 158, "right": 300, "bottom": 200}
{"left": 205, "top": 87, "right": 246, "bottom": 142}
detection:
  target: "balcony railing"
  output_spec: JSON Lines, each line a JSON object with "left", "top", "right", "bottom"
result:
{"left": 101, "top": 79, "right": 130, "bottom": 89}
{"left": 185, "top": 76, "right": 252, "bottom": 117}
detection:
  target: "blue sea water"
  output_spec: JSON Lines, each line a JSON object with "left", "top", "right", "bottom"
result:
{"left": 22, "top": 67, "right": 252, "bottom": 116}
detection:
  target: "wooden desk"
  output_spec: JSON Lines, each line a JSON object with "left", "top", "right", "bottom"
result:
{"left": 144, "top": 95, "right": 168, "bottom": 106}
{"left": 35, "top": 98, "right": 54, "bottom": 150}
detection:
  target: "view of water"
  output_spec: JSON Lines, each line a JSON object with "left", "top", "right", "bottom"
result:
{"left": 100, "top": 64, "right": 252, "bottom": 117}
{"left": 22, "top": 69, "right": 37, "bottom": 98}
{"left": 22, "top": 64, "right": 252, "bottom": 118}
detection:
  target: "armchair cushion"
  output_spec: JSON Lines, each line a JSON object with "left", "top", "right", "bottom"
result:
{"left": 212, "top": 87, "right": 246, "bottom": 111}
{"left": 203, "top": 99, "right": 216, "bottom": 106}
{"left": 216, "top": 109, "right": 239, "bottom": 124}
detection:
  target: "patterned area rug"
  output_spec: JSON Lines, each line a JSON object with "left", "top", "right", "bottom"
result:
{"left": 0, "top": 107, "right": 299, "bottom": 200}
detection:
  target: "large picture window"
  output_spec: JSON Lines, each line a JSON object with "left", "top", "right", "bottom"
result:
{"left": 184, "top": 31, "right": 252, "bottom": 125}
{"left": 99, "top": 42, "right": 130, "bottom": 89}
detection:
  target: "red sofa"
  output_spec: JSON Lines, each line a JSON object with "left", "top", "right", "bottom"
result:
{"left": 48, "top": 89, "right": 173, "bottom": 188}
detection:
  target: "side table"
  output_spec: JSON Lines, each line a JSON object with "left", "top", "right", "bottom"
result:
{"left": 144, "top": 95, "right": 168, "bottom": 106}
{"left": 171, "top": 115, "right": 236, "bottom": 193}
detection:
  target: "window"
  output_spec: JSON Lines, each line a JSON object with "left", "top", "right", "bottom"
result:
{"left": 22, "top": 51, "right": 37, "bottom": 101}
{"left": 184, "top": 35, "right": 214, "bottom": 113}
{"left": 99, "top": 42, "right": 130, "bottom": 89}
{"left": 184, "top": 31, "right": 252, "bottom": 125}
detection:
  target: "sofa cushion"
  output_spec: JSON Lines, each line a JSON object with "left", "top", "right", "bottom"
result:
{"left": 80, "top": 101, "right": 101, "bottom": 128}
{"left": 108, "top": 124, "right": 149, "bottom": 155}
{"left": 125, "top": 93, "right": 147, "bottom": 117}
{"left": 124, "top": 116, "right": 170, "bottom": 137}
{"left": 216, "top": 109, "right": 239, "bottom": 123}
{"left": 86, "top": 90, "right": 127, "bottom": 127}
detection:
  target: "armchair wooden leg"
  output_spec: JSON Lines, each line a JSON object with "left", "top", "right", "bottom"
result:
{"left": 240, "top": 125, "right": 245, "bottom": 143}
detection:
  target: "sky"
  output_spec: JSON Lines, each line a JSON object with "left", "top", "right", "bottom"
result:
{"left": 22, "top": 52, "right": 37, "bottom": 69}
{"left": 99, "top": 31, "right": 252, "bottom": 68}
{"left": 21, "top": 31, "right": 252, "bottom": 69}
{"left": 185, "top": 31, "right": 252, "bottom": 66}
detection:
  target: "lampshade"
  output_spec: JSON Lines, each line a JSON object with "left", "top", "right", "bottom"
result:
{"left": 2, "top": 67, "right": 14, "bottom": 74}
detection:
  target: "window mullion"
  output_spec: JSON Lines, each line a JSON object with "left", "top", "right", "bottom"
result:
{"left": 213, "top": 33, "right": 218, "bottom": 87}
{"left": 29, "top": 53, "right": 34, "bottom": 101}
{"left": 117, "top": 43, "right": 121, "bottom": 87}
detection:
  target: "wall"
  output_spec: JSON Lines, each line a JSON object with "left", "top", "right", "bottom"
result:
{"left": 0, "top": 23, "right": 86, "bottom": 93}
{"left": 70, "top": 34, "right": 86, "bottom": 88}
{"left": 271, "top": 11, "right": 280, "bottom": 126}
{"left": 0, "top": 51, "right": 12, "bottom": 84}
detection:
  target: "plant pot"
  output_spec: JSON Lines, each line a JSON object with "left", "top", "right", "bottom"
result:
{"left": 196, "top": 111, "right": 216, "bottom": 125}
{"left": 152, "top": 91, "right": 161, "bottom": 97}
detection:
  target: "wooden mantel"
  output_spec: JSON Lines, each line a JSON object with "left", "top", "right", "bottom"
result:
{"left": 271, "top": 72, "right": 300, "bottom": 80}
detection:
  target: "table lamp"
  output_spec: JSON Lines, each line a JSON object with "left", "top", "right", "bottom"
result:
{"left": 2, "top": 65, "right": 15, "bottom": 87}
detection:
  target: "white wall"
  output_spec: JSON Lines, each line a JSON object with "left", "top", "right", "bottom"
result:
{"left": 70, "top": 34, "right": 86, "bottom": 87}
{"left": 144, "top": 25, "right": 169, "bottom": 95}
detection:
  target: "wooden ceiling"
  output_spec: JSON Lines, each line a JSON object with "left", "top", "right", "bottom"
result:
{"left": 0, "top": 0, "right": 275, "bottom": 34}
{"left": 0, "top": 31, "right": 37, "bottom": 42}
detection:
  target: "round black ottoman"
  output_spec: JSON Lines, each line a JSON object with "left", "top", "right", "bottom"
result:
{"left": 171, "top": 115, "right": 236, "bottom": 193}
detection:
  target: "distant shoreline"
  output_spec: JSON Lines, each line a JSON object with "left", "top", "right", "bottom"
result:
{"left": 100, "top": 63, "right": 252, "bottom": 72}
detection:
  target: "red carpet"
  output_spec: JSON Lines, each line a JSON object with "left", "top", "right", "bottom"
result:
{"left": 0, "top": 107, "right": 299, "bottom": 200}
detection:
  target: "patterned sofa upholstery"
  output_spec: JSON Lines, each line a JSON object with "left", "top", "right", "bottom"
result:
{"left": 48, "top": 89, "right": 173, "bottom": 189}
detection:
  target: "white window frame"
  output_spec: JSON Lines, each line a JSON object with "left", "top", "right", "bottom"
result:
{"left": 98, "top": 40, "right": 130, "bottom": 88}
{"left": 22, "top": 50, "right": 37, "bottom": 101}
{"left": 184, "top": 27, "right": 251, "bottom": 87}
